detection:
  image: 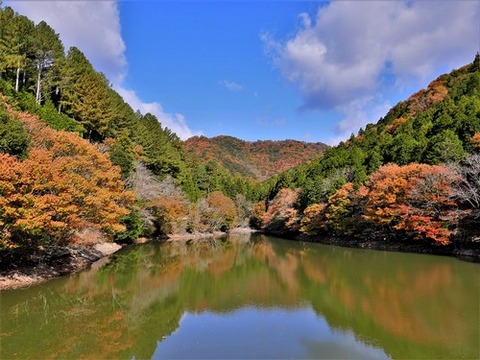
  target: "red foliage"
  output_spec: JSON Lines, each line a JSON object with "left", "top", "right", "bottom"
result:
{"left": 359, "top": 164, "right": 459, "bottom": 244}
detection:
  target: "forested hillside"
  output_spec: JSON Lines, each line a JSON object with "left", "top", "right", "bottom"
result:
{"left": 0, "top": 5, "right": 268, "bottom": 261}
{"left": 255, "top": 55, "right": 480, "bottom": 249}
{"left": 185, "top": 135, "right": 328, "bottom": 180}
{"left": 1, "top": 2, "right": 479, "bottom": 264}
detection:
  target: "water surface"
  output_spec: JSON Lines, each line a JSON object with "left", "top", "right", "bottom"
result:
{"left": 1, "top": 234, "right": 478, "bottom": 359}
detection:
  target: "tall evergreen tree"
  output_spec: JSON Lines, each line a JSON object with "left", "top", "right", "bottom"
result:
{"left": 32, "top": 21, "right": 64, "bottom": 104}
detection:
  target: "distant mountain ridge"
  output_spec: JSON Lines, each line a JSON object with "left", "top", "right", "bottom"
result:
{"left": 184, "top": 135, "right": 329, "bottom": 180}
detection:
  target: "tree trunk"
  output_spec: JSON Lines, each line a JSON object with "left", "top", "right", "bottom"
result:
{"left": 15, "top": 66, "right": 20, "bottom": 92}
{"left": 35, "top": 67, "right": 42, "bottom": 104}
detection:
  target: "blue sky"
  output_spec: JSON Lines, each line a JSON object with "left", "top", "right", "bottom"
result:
{"left": 5, "top": 1, "right": 480, "bottom": 144}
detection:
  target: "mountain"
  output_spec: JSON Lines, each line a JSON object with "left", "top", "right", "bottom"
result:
{"left": 255, "top": 55, "right": 480, "bottom": 247}
{"left": 266, "top": 54, "right": 480, "bottom": 204}
{"left": 184, "top": 135, "right": 329, "bottom": 180}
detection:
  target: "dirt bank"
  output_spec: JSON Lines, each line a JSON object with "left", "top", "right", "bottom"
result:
{"left": 0, "top": 243, "right": 122, "bottom": 291}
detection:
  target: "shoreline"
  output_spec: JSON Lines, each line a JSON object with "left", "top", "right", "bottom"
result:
{"left": 294, "top": 233, "right": 480, "bottom": 262}
{"left": 166, "top": 227, "right": 259, "bottom": 241}
{"left": 0, "top": 242, "right": 122, "bottom": 291}
{"left": 2, "top": 227, "right": 477, "bottom": 291}
{"left": 0, "top": 228, "right": 258, "bottom": 291}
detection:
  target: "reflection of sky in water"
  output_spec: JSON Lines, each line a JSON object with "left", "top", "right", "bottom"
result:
{"left": 153, "top": 307, "right": 389, "bottom": 359}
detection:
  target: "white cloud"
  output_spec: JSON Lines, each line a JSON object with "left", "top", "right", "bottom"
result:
{"left": 5, "top": 0, "right": 198, "bottom": 139}
{"left": 219, "top": 80, "right": 244, "bottom": 92}
{"left": 264, "top": 0, "right": 480, "bottom": 143}
{"left": 326, "top": 98, "right": 392, "bottom": 146}
{"left": 6, "top": 0, "right": 126, "bottom": 84}
{"left": 264, "top": 0, "right": 480, "bottom": 110}
{"left": 115, "top": 87, "right": 201, "bottom": 140}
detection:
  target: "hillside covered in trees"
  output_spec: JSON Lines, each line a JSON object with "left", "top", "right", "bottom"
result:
{"left": 185, "top": 135, "right": 328, "bottom": 180}
{"left": 0, "top": 1, "right": 479, "bottom": 270}
{"left": 0, "top": 5, "right": 272, "bottom": 266}
{"left": 254, "top": 55, "right": 480, "bottom": 253}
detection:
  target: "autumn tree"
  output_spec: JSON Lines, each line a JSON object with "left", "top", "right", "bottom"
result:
{"left": 128, "top": 161, "right": 189, "bottom": 235}
{"left": 325, "top": 183, "right": 358, "bottom": 234}
{"left": 150, "top": 195, "right": 188, "bottom": 235}
{"left": 300, "top": 203, "right": 326, "bottom": 235}
{"left": 201, "top": 191, "right": 237, "bottom": 231}
{"left": 262, "top": 188, "right": 300, "bottom": 233}
{"left": 250, "top": 201, "right": 266, "bottom": 229}
{"left": 0, "top": 112, "right": 134, "bottom": 250}
{"left": 359, "top": 164, "right": 459, "bottom": 244}
{"left": 449, "top": 154, "right": 480, "bottom": 211}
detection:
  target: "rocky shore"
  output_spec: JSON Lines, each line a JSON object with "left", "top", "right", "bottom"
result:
{"left": 0, "top": 242, "right": 122, "bottom": 291}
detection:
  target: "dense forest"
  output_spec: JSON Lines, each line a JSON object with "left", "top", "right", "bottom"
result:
{"left": 0, "top": 5, "right": 275, "bottom": 262}
{"left": 0, "top": 3, "right": 479, "bottom": 266}
{"left": 255, "top": 55, "right": 480, "bottom": 250}
{"left": 185, "top": 135, "right": 328, "bottom": 180}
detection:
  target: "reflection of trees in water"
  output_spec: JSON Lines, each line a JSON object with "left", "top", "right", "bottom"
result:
{"left": 303, "top": 250, "right": 479, "bottom": 358}
{"left": 1, "top": 235, "right": 478, "bottom": 359}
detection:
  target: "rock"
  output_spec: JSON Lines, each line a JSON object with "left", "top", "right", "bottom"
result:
{"left": 77, "top": 249, "right": 100, "bottom": 262}
{"left": 133, "top": 237, "right": 149, "bottom": 244}
{"left": 93, "top": 242, "right": 122, "bottom": 256}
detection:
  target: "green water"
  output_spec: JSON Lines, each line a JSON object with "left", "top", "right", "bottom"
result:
{"left": 1, "top": 234, "right": 479, "bottom": 359}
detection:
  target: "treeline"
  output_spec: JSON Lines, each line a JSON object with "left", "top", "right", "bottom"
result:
{"left": 0, "top": 4, "right": 266, "bottom": 257}
{"left": 255, "top": 56, "right": 480, "bottom": 247}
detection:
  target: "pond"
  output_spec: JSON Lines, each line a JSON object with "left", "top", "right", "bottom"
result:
{"left": 1, "top": 234, "right": 478, "bottom": 359}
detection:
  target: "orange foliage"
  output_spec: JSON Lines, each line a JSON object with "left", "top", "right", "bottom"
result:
{"left": 472, "top": 132, "right": 480, "bottom": 149}
{"left": 406, "top": 79, "right": 448, "bottom": 116}
{"left": 359, "top": 164, "right": 459, "bottom": 244}
{"left": 0, "top": 110, "right": 133, "bottom": 248}
{"left": 203, "top": 191, "right": 237, "bottom": 230}
{"left": 325, "top": 183, "right": 358, "bottom": 234}
{"left": 300, "top": 203, "right": 326, "bottom": 235}
{"left": 262, "top": 188, "right": 300, "bottom": 231}
{"left": 207, "top": 191, "right": 237, "bottom": 222}
{"left": 250, "top": 201, "right": 266, "bottom": 228}
{"left": 385, "top": 117, "right": 408, "bottom": 133}
{"left": 150, "top": 195, "right": 188, "bottom": 234}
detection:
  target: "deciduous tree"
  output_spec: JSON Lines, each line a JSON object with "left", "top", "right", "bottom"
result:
{"left": 359, "top": 164, "right": 459, "bottom": 244}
